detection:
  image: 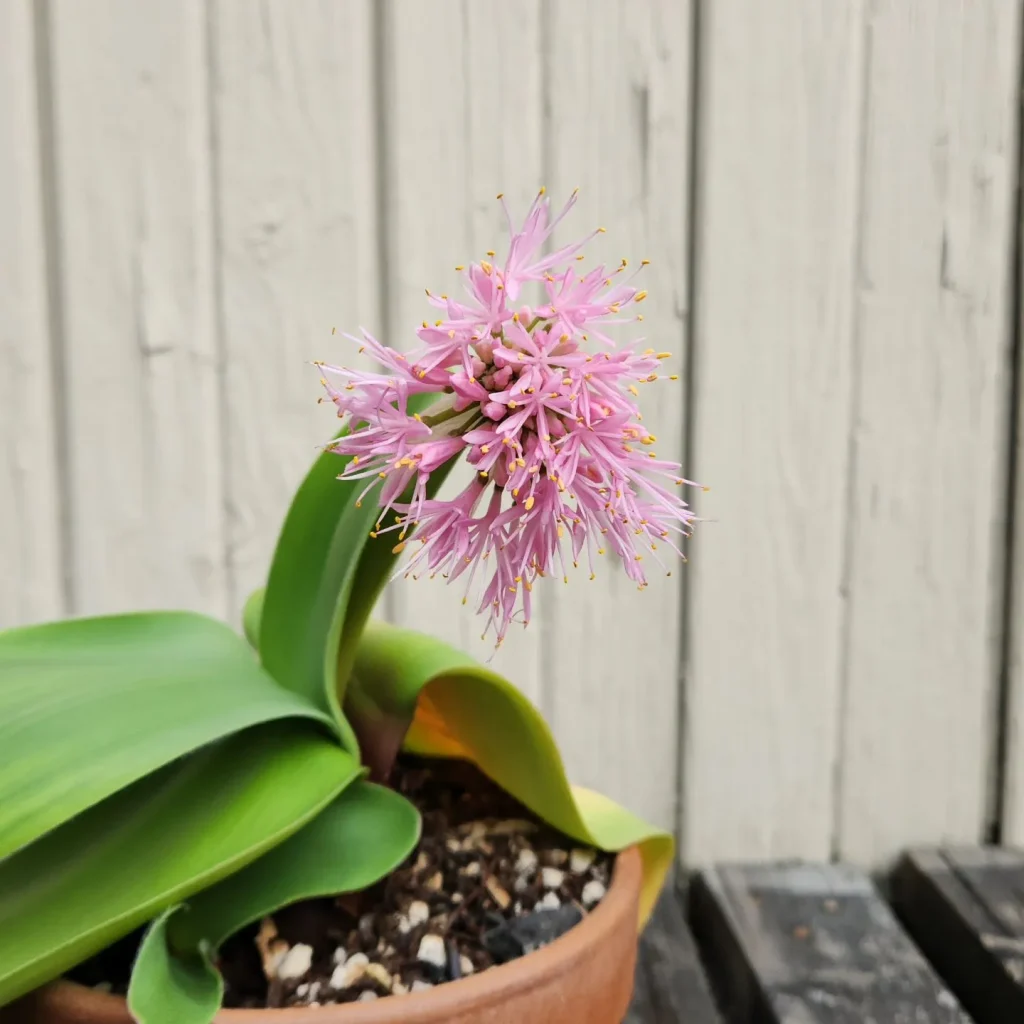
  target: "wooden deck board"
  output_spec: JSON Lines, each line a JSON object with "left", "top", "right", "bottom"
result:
{"left": 891, "top": 847, "right": 1024, "bottom": 1023}
{"left": 687, "top": 861, "right": 969, "bottom": 1023}
{"left": 627, "top": 876, "right": 722, "bottom": 1023}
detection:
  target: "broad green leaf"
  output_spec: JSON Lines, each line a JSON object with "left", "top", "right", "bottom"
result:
{"left": 0, "top": 611, "right": 334, "bottom": 860}
{"left": 0, "top": 722, "right": 359, "bottom": 1006}
{"left": 258, "top": 431, "right": 362, "bottom": 729}
{"left": 242, "top": 587, "right": 265, "bottom": 649}
{"left": 128, "top": 908, "right": 222, "bottom": 1024}
{"left": 352, "top": 621, "right": 673, "bottom": 926}
{"left": 258, "top": 394, "right": 455, "bottom": 752}
{"left": 129, "top": 781, "right": 420, "bottom": 1024}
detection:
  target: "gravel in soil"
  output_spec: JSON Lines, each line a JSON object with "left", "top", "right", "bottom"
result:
{"left": 69, "top": 756, "right": 612, "bottom": 1009}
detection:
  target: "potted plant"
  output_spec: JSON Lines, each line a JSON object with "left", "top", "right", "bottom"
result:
{"left": 0, "top": 190, "right": 699, "bottom": 1024}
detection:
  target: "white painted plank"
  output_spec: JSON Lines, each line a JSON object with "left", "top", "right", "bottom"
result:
{"left": 838, "top": 0, "right": 1021, "bottom": 862}
{"left": 1008, "top": 221, "right": 1024, "bottom": 844}
{"left": 683, "top": 1, "right": 865, "bottom": 860}
{"left": 544, "top": 0, "right": 692, "bottom": 830}
{"left": 379, "top": 0, "right": 545, "bottom": 704}
{"left": 47, "top": 0, "right": 224, "bottom": 617}
{"left": 0, "top": 0, "right": 63, "bottom": 627}
{"left": 1008, "top": 67, "right": 1024, "bottom": 847}
{"left": 211, "top": 0, "right": 380, "bottom": 625}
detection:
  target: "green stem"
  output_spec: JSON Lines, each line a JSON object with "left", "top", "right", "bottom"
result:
{"left": 421, "top": 405, "right": 465, "bottom": 428}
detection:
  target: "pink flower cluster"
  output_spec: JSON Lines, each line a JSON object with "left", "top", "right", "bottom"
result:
{"left": 318, "top": 189, "right": 700, "bottom": 647}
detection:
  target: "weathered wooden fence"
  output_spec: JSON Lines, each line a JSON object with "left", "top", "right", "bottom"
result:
{"left": 3, "top": 0, "right": 1023, "bottom": 868}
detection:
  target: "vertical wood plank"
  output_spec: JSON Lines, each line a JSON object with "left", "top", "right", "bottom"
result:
{"left": 0, "top": 0, "right": 64, "bottom": 627}
{"left": 46, "top": 0, "right": 225, "bottom": 617}
{"left": 211, "top": 0, "right": 381, "bottom": 624}
{"left": 544, "top": 0, "right": 692, "bottom": 829}
{"left": 837, "top": 0, "right": 1021, "bottom": 862}
{"left": 379, "top": 0, "right": 546, "bottom": 704}
{"left": 683, "top": 1, "right": 865, "bottom": 860}
{"left": 1002, "top": 14, "right": 1024, "bottom": 850}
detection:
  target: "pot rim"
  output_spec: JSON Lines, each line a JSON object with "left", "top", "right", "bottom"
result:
{"left": 37, "top": 845, "right": 642, "bottom": 1023}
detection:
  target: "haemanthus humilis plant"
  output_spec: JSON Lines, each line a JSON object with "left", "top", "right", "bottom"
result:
{"left": 0, "top": 190, "right": 699, "bottom": 1024}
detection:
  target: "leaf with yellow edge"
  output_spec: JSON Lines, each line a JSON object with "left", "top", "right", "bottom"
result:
{"left": 349, "top": 621, "right": 673, "bottom": 927}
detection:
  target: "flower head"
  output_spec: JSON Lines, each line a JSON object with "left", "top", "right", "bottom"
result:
{"left": 318, "top": 189, "right": 701, "bottom": 647}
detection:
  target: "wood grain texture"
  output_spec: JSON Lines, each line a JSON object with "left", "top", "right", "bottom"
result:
{"left": 690, "top": 861, "right": 971, "bottom": 1023}
{"left": 683, "top": 2, "right": 865, "bottom": 861}
{"left": 377, "top": 0, "right": 546, "bottom": 704}
{"left": 626, "top": 874, "right": 722, "bottom": 1024}
{"left": 543, "top": 0, "right": 691, "bottom": 831}
{"left": 892, "top": 847, "right": 1024, "bottom": 1022}
{"left": 210, "top": 0, "right": 380, "bottom": 623}
{"left": 45, "top": 0, "right": 224, "bottom": 617}
{"left": 836, "top": 0, "right": 1021, "bottom": 863}
{"left": 1004, "top": 17, "right": 1024, "bottom": 848}
{"left": 0, "top": 0, "right": 64, "bottom": 627}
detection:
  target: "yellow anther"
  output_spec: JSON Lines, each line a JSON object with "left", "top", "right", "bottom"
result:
{"left": 590, "top": 573, "right": 596, "bottom": 581}
{"left": 331, "top": 327, "right": 336, "bottom": 334}
{"left": 669, "top": 374, "right": 679, "bottom": 381}
{"left": 481, "top": 261, "right": 493, "bottom": 274}
{"left": 641, "top": 259, "right": 650, "bottom": 266}
{"left": 597, "top": 226, "right": 606, "bottom": 233}
{"left": 486, "top": 250, "right": 496, "bottom": 257}
{"left": 455, "top": 264, "right": 465, "bottom": 271}
{"left": 628, "top": 385, "right": 639, "bottom": 396}
{"left": 496, "top": 192, "right": 504, "bottom": 199}
{"left": 512, "top": 312, "right": 520, "bottom": 321}
{"left": 703, "top": 485, "right": 711, "bottom": 493}
{"left": 657, "top": 352, "right": 672, "bottom": 360}
{"left": 576, "top": 254, "right": 585, "bottom": 261}
{"left": 525, "top": 496, "right": 535, "bottom": 511}
{"left": 634, "top": 290, "right": 648, "bottom": 302}
{"left": 538, "top": 186, "right": 546, "bottom": 195}
{"left": 508, "top": 400, "right": 518, "bottom": 409}
{"left": 481, "top": 444, "right": 490, "bottom": 454}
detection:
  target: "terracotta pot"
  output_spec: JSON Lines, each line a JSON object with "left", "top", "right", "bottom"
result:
{"left": 6, "top": 847, "right": 641, "bottom": 1024}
